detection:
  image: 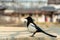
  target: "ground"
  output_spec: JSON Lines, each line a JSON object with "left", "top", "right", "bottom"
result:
{"left": 0, "top": 23, "right": 60, "bottom": 40}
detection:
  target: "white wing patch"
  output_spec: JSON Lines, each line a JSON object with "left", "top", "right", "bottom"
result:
{"left": 28, "top": 23, "right": 37, "bottom": 33}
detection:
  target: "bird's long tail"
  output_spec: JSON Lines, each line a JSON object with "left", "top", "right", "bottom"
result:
{"left": 42, "top": 30, "right": 57, "bottom": 38}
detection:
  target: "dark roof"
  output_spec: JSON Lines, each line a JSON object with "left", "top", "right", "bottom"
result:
{"left": 15, "top": 8, "right": 41, "bottom": 13}
{"left": 55, "top": 8, "right": 60, "bottom": 13}
{"left": 57, "top": 8, "right": 60, "bottom": 11}
{"left": 0, "top": 5, "right": 7, "bottom": 10}
{"left": 40, "top": 6, "right": 56, "bottom": 11}
{"left": 6, "top": 6, "right": 41, "bottom": 13}
{"left": 6, "top": 6, "right": 56, "bottom": 13}
{"left": 17, "top": 6, "right": 56, "bottom": 13}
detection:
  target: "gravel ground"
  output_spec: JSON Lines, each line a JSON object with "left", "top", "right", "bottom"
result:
{"left": 0, "top": 23, "right": 60, "bottom": 39}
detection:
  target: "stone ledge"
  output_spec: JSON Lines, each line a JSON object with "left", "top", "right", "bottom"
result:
{"left": 0, "top": 37, "right": 59, "bottom": 40}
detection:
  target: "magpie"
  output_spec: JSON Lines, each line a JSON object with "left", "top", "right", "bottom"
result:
{"left": 25, "top": 15, "right": 57, "bottom": 38}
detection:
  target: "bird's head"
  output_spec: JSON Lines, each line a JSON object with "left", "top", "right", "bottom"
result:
{"left": 23, "top": 18, "right": 28, "bottom": 23}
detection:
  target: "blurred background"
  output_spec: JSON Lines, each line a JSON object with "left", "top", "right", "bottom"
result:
{"left": 0, "top": 0, "right": 60, "bottom": 39}
{"left": 0, "top": 0, "right": 60, "bottom": 26}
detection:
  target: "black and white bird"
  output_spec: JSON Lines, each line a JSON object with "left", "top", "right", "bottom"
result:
{"left": 24, "top": 16, "right": 57, "bottom": 38}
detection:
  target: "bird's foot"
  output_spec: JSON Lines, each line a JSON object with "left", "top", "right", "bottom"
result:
{"left": 30, "top": 35, "right": 34, "bottom": 37}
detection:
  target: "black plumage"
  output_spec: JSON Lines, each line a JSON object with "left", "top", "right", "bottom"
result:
{"left": 25, "top": 16, "right": 57, "bottom": 38}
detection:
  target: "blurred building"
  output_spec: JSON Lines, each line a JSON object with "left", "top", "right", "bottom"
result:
{"left": 48, "top": 0, "right": 60, "bottom": 4}
{"left": 48, "top": 0, "right": 60, "bottom": 23}
{"left": 0, "top": 0, "right": 60, "bottom": 24}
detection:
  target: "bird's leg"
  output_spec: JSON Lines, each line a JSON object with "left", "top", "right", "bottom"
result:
{"left": 30, "top": 32, "right": 36, "bottom": 37}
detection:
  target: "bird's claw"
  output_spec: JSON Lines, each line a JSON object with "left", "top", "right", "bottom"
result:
{"left": 30, "top": 35, "right": 34, "bottom": 37}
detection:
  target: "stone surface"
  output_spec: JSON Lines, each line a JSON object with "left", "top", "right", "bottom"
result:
{"left": 0, "top": 24, "right": 60, "bottom": 40}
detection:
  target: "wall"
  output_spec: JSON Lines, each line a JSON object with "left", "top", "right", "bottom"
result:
{"left": 53, "top": 15, "right": 57, "bottom": 23}
{"left": 38, "top": 14, "right": 45, "bottom": 22}
{"left": 0, "top": 16, "right": 19, "bottom": 24}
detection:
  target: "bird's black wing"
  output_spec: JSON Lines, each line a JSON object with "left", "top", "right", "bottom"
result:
{"left": 33, "top": 23, "right": 57, "bottom": 37}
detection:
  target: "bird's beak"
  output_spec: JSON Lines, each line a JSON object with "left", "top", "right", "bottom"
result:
{"left": 24, "top": 18, "right": 27, "bottom": 23}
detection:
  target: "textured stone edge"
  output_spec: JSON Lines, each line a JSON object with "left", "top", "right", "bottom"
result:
{"left": 0, "top": 37, "right": 58, "bottom": 40}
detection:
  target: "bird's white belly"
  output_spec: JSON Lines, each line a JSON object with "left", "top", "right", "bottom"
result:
{"left": 28, "top": 23, "right": 37, "bottom": 33}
